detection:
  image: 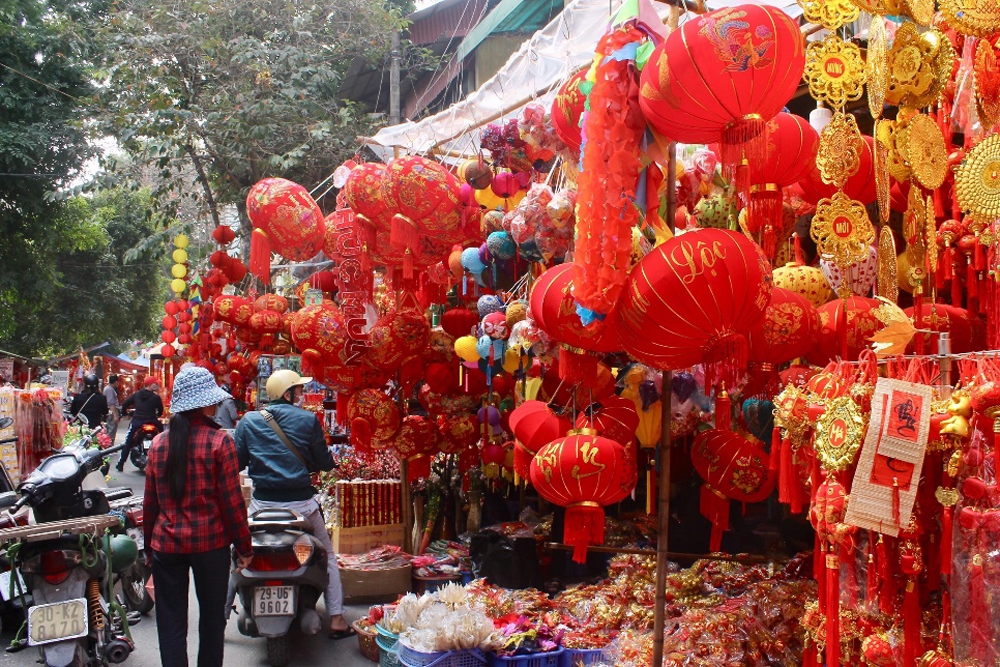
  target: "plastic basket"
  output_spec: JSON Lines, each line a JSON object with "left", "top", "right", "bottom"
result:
{"left": 489, "top": 649, "right": 564, "bottom": 667}
{"left": 379, "top": 645, "right": 402, "bottom": 667}
{"left": 376, "top": 631, "right": 399, "bottom": 653}
{"left": 354, "top": 620, "right": 379, "bottom": 663}
{"left": 558, "top": 648, "right": 604, "bottom": 667}
{"left": 398, "top": 645, "right": 488, "bottom": 667}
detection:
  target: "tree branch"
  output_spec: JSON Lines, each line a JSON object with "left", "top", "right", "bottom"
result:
{"left": 184, "top": 140, "right": 222, "bottom": 229}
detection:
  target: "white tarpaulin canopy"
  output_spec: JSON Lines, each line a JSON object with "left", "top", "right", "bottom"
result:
{"left": 365, "top": 0, "right": 804, "bottom": 158}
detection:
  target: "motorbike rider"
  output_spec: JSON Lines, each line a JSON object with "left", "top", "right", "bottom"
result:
{"left": 119, "top": 376, "right": 164, "bottom": 472}
{"left": 233, "top": 370, "right": 351, "bottom": 640}
{"left": 70, "top": 373, "right": 109, "bottom": 428}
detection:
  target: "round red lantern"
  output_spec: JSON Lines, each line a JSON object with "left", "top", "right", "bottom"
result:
{"left": 249, "top": 309, "right": 283, "bottom": 335}
{"left": 809, "top": 296, "right": 881, "bottom": 364}
{"left": 639, "top": 4, "right": 805, "bottom": 176}
{"left": 510, "top": 400, "right": 571, "bottom": 478}
{"left": 691, "top": 429, "right": 775, "bottom": 552}
{"left": 213, "top": 296, "right": 253, "bottom": 326}
{"left": 212, "top": 224, "right": 236, "bottom": 245}
{"left": 164, "top": 301, "right": 180, "bottom": 316}
{"left": 440, "top": 309, "right": 481, "bottom": 339}
{"left": 347, "top": 389, "right": 400, "bottom": 451}
{"left": 437, "top": 414, "right": 479, "bottom": 454}
{"left": 343, "top": 163, "right": 392, "bottom": 232}
{"left": 615, "top": 228, "right": 772, "bottom": 387}
{"left": 380, "top": 157, "right": 462, "bottom": 253}
{"left": 574, "top": 395, "right": 639, "bottom": 446}
{"left": 245, "top": 178, "right": 326, "bottom": 280}
{"left": 904, "top": 304, "right": 975, "bottom": 353}
{"left": 365, "top": 311, "right": 431, "bottom": 373}
{"left": 160, "top": 344, "right": 175, "bottom": 359}
{"left": 551, "top": 69, "right": 588, "bottom": 151}
{"left": 290, "top": 301, "right": 350, "bottom": 364}
{"left": 161, "top": 330, "right": 176, "bottom": 344}
{"left": 254, "top": 294, "right": 289, "bottom": 314}
{"left": 162, "top": 315, "right": 177, "bottom": 330}
{"left": 747, "top": 287, "right": 819, "bottom": 364}
{"left": 529, "top": 430, "right": 626, "bottom": 563}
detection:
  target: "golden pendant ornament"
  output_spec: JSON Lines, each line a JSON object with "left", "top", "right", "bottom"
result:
{"left": 804, "top": 35, "right": 867, "bottom": 110}
{"left": 811, "top": 192, "right": 877, "bottom": 267}
{"left": 815, "top": 396, "right": 866, "bottom": 472}
{"left": 818, "top": 113, "right": 863, "bottom": 188}
{"left": 926, "top": 195, "right": 938, "bottom": 275}
{"left": 867, "top": 17, "right": 888, "bottom": 120}
{"left": 847, "top": 0, "right": 886, "bottom": 11}
{"left": 877, "top": 226, "right": 898, "bottom": 303}
{"left": 797, "top": 0, "right": 860, "bottom": 30}
{"left": 886, "top": 24, "right": 952, "bottom": 109}
{"left": 905, "top": 113, "right": 949, "bottom": 190}
{"left": 875, "top": 120, "right": 891, "bottom": 224}
{"left": 878, "top": 116, "right": 913, "bottom": 183}
{"left": 903, "top": 0, "right": 935, "bottom": 26}
{"left": 940, "top": 0, "right": 1000, "bottom": 38}
{"left": 956, "top": 134, "right": 1000, "bottom": 224}
{"left": 905, "top": 187, "right": 926, "bottom": 246}
{"left": 975, "top": 40, "right": 1000, "bottom": 131}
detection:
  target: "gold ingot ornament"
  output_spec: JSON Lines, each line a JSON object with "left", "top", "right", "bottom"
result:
{"left": 804, "top": 35, "right": 866, "bottom": 110}
{"left": 811, "top": 192, "right": 877, "bottom": 268}
{"left": 956, "top": 134, "right": 1000, "bottom": 224}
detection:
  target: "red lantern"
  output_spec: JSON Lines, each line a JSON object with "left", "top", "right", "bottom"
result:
{"left": 904, "top": 304, "right": 975, "bottom": 353}
{"left": 161, "top": 330, "right": 176, "bottom": 344}
{"left": 306, "top": 270, "right": 339, "bottom": 294}
{"left": 213, "top": 296, "right": 253, "bottom": 326}
{"left": 809, "top": 296, "right": 881, "bottom": 364}
{"left": 616, "top": 229, "right": 772, "bottom": 387}
{"left": 254, "top": 294, "right": 289, "bottom": 314}
{"left": 212, "top": 224, "right": 236, "bottom": 245}
{"left": 551, "top": 69, "right": 587, "bottom": 151}
{"left": 798, "top": 136, "right": 877, "bottom": 205}
{"left": 249, "top": 310, "right": 283, "bottom": 335}
{"left": 691, "top": 429, "right": 775, "bottom": 552}
{"left": 747, "top": 287, "right": 819, "bottom": 364}
{"left": 164, "top": 301, "right": 180, "bottom": 316}
{"left": 575, "top": 395, "right": 639, "bottom": 446}
{"left": 639, "top": 5, "right": 805, "bottom": 179}
{"left": 529, "top": 430, "right": 626, "bottom": 563}
{"left": 161, "top": 344, "right": 175, "bottom": 359}
{"left": 347, "top": 389, "right": 400, "bottom": 451}
{"left": 425, "top": 361, "right": 459, "bottom": 395}
{"left": 394, "top": 415, "right": 436, "bottom": 482}
{"left": 440, "top": 309, "right": 480, "bottom": 338}
{"left": 510, "top": 401, "right": 570, "bottom": 478}
{"left": 290, "top": 301, "right": 350, "bottom": 364}
{"left": 162, "top": 315, "right": 178, "bottom": 330}
{"left": 343, "top": 163, "right": 392, "bottom": 232}
{"left": 380, "top": 157, "right": 462, "bottom": 261}
{"left": 365, "top": 311, "right": 430, "bottom": 373}
{"left": 246, "top": 178, "right": 326, "bottom": 282}
{"left": 437, "top": 414, "right": 479, "bottom": 454}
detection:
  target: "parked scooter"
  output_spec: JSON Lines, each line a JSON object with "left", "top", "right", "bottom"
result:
{"left": 128, "top": 423, "right": 158, "bottom": 473}
{"left": 232, "top": 508, "right": 328, "bottom": 667}
{"left": 0, "top": 437, "right": 140, "bottom": 666}
{"left": 107, "top": 494, "right": 152, "bottom": 615}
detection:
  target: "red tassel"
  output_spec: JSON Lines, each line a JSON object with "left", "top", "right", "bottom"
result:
{"left": 975, "top": 238, "right": 987, "bottom": 271}
{"left": 968, "top": 259, "right": 979, "bottom": 299}
{"left": 390, "top": 214, "right": 420, "bottom": 252}
{"left": 969, "top": 554, "right": 991, "bottom": 659}
{"left": 722, "top": 115, "right": 767, "bottom": 184}
{"left": 951, "top": 254, "right": 964, "bottom": 307}
{"left": 769, "top": 427, "right": 781, "bottom": 474}
{"left": 837, "top": 298, "right": 848, "bottom": 360}
{"left": 826, "top": 547, "right": 840, "bottom": 667}
{"left": 794, "top": 234, "right": 807, "bottom": 265}
{"left": 904, "top": 578, "right": 921, "bottom": 666}
{"left": 866, "top": 539, "right": 878, "bottom": 609}
{"left": 734, "top": 162, "right": 751, "bottom": 209}
{"left": 700, "top": 484, "right": 730, "bottom": 553}
{"left": 249, "top": 228, "right": 271, "bottom": 284}
{"left": 778, "top": 437, "right": 794, "bottom": 502}
{"left": 941, "top": 505, "right": 953, "bottom": 577}
{"left": 877, "top": 537, "right": 895, "bottom": 616}
{"left": 559, "top": 346, "right": 597, "bottom": 386}
{"left": 993, "top": 422, "right": 1000, "bottom": 487}
{"left": 336, "top": 392, "right": 348, "bottom": 429}
{"left": 749, "top": 186, "right": 782, "bottom": 257}
{"left": 564, "top": 503, "right": 605, "bottom": 564}
{"left": 892, "top": 479, "right": 901, "bottom": 529}
{"left": 402, "top": 249, "right": 414, "bottom": 281}
{"left": 715, "top": 388, "right": 731, "bottom": 432}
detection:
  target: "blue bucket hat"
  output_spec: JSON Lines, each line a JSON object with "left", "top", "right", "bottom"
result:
{"left": 170, "top": 367, "right": 232, "bottom": 413}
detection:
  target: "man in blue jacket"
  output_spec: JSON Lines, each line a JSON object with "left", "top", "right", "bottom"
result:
{"left": 234, "top": 370, "right": 351, "bottom": 639}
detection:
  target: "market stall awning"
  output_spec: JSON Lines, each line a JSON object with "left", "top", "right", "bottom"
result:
{"left": 100, "top": 353, "right": 148, "bottom": 373}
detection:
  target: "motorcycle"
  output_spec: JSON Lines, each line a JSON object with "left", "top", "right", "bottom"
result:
{"left": 0, "top": 417, "right": 30, "bottom": 633}
{"left": 107, "top": 494, "right": 153, "bottom": 615}
{"left": 128, "top": 421, "right": 159, "bottom": 474}
{"left": 232, "top": 508, "right": 328, "bottom": 667}
{"left": 0, "top": 437, "right": 140, "bottom": 666}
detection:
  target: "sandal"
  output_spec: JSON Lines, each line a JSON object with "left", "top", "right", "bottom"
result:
{"left": 328, "top": 626, "right": 357, "bottom": 641}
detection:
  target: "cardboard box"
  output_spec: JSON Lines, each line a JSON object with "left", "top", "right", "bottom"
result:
{"left": 331, "top": 523, "right": 405, "bottom": 555}
{"left": 340, "top": 564, "right": 411, "bottom": 603}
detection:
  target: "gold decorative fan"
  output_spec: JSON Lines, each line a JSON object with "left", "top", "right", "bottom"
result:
{"left": 811, "top": 192, "right": 877, "bottom": 268}
{"left": 940, "top": 0, "right": 1000, "bottom": 38}
{"left": 905, "top": 114, "right": 949, "bottom": 190}
{"left": 956, "top": 134, "right": 1000, "bottom": 224}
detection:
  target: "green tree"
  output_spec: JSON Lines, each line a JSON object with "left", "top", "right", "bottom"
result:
{"left": 99, "top": 0, "right": 417, "bottom": 241}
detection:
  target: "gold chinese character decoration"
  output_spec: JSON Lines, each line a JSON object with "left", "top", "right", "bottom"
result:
{"left": 805, "top": 35, "right": 867, "bottom": 110}
{"left": 818, "top": 113, "right": 863, "bottom": 188}
{"left": 886, "top": 25, "right": 954, "bottom": 109}
{"left": 811, "top": 192, "right": 877, "bottom": 268}
{"left": 956, "top": 134, "right": 1000, "bottom": 224}
{"left": 815, "top": 396, "right": 866, "bottom": 471}
{"left": 797, "top": 0, "right": 860, "bottom": 30}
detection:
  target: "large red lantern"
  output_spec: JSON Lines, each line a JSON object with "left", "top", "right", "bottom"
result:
{"left": 440, "top": 309, "right": 480, "bottom": 339}
{"left": 365, "top": 311, "right": 431, "bottom": 372}
{"left": 510, "top": 400, "right": 570, "bottom": 478}
{"left": 809, "top": 296, "right": 881, "bottom": 364}
{"left": 214, "top": 296, "right": 253, "bottom": 326}
{"left": 616, "top": 229, "right": 772, "bottom": 387}
{"left": 798, "top": 136, "right": 877, "bottom": 205}
{"left": 691, "top": 429, "right": 775, "bottom": 552}
{"left": 249, "top": 310, "right": 283, "bottom": 335}
{"left": 380, "top": 157, "right": 462, "bottom": 259}
{"left": 290, "top": 301, "right": 350, "bottom": 363}
{"left": 347, "top": 389, "right": 400, "bottom": 451}
{"left": 529, "top": 430, "right": 626, "bottom": 563}
{"left": 343, "top": 163, "right": 392, "bottom": 232}
{"left": 747, "top": 287, "right": 819, "bottom": 365}
{"left": 575, "top": 395, "right": 639, "bottom": 447}
{"left": 551, "top": 69, "right": 588, "bottom": 151}
{"left": 437, "top": 414, "right": 479, "bottom": 454}
{"left": 639, "top": 5, "right": 805, "bottom": 178}
{"left": 394, "top": 415, "right": 437, "bottom": 482}
{"left": 904, "top": 304, "right": 975, "bottom": 353}
{"left": 254, "top": 294, "right": 288, "bottom": 314}
{"left": 246, "top": 178, "right": 326, "bottom": 282}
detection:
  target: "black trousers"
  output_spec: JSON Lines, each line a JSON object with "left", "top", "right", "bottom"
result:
{"left": 152, "top": 547, "right": 231, "bottom": 667}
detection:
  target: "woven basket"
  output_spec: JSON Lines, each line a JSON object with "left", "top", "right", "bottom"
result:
{"left": 353, "top": 620, "right": 379, "bottom": 663}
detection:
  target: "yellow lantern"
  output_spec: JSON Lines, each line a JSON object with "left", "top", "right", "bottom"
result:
{"left": 502, "top": 347, "right": 521, "bottom": 374}
{"left": 454, "top": 335, "right": 480, "bottom": 363}
{"left": 172, "top": 248, "right": 188, "bottom": 264}
{"left": 173, "top": 234, "right": 189, "bottom": 249}
{"left": 171, "top": 264, "right": 187, "bottom": 279}
{"left": 636, "top": 402, "right": 662, "bottom": 449}
{"left": 170, "top": 278, "right": 186, "bottom": 294}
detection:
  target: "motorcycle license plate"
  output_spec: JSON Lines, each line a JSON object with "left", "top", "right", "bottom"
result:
{"left": 253, "top": 585, "right": 295, "bottom": 616}
{"left": 127, "top": 527, "right": 144, "bottom": 550}
{"left": 27, "top": 598, "right": 88, "bottom": 646}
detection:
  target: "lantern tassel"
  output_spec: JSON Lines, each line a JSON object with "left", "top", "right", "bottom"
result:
{"left": 559, "top": 346, "right": 596, "bottom": 386}
{"left": 721, "top": 115, "right": 767, "bottom": 183}
{"left": 769, "top": 427, "right": 781, "bottom": 474}
{"left": 904, "top": 578, "right": 921, "bottom": 666}
{"left": 700, "top": 484, "right": 730, "bottom": 553}
{"left": 564, "top": 502, "right": 605, "bottom": 564}
{"left": 749, "top": 186, "right": 782, "bottom": 259}
{"left": 390, "top": 214, "right": 420, "bottom": 253}
{"left": 715, "top": 387, "right": 731, "bottom": 432}
{"left": 249, "top": 228, "right": 272, "bottom": 284}
{"left": 941, "top": 505, "right": 953, "bottom": 577}
{"left": 826, "top": 547, "right": 840, "bottom": 667}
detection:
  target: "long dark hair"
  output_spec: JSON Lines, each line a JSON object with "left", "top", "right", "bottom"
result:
{"left": 164, "top": 410, "right": 197, "bottom": 501}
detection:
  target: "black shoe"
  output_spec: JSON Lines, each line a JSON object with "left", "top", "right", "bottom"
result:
{"left": 115, "top": 465, "right": 124, "bottom": 472}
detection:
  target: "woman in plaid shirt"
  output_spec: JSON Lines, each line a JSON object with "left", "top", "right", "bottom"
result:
{"left": 144, "top": 367, "right": 253, "bottom": 667}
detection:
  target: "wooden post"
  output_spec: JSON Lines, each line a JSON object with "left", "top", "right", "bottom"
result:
{"left": 400, "top": 461, "right": 413, "bottom": 554}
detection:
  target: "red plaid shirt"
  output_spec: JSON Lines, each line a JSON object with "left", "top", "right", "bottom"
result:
{"left": 143, "top": 414, "right": 252, "bottom": 557}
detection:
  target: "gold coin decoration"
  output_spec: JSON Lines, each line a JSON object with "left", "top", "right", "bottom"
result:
{"left": 867, "top": 17, "right": 888, "bottom": 120}
{"left": 904, "top": 0, "right": 935, "bottom": 26}
{"left": 815, "top": 396, "right": 866, "bottom": 471}
{"left": 940, "top": 0, "right": 1000, "bottom": 38}
{"left": 886, "top": 25, "right": 952, "bottom": 109}
{"left": 811, "top": 192, "right": 877, "bottom": 267}
{"left": 875, "top": 120, "right": 891, "bottom": 224}
{"left": 805, "top": 35, "right": 867, "bottom": 110}
{"left": 905, "top": 113, "right": 949, "bottom": 190}
{"left": 798, "top": 0, "right": 860, "bottom": 30}
{"left": 956, "top": 134, "right": 1000, "bottom": 224}
{"left": 818, "top": 113, "right": 863, "bottom": 188}
{"left": 877, "top": 226, "right": 898, "bottom": 303}
{"left": 975, "top": 40, "right": 1000, "bottom": 130}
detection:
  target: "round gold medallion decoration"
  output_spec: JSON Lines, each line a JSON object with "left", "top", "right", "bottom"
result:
{"left": 805, "top": 35, "right": 867, "bottom": 110}
{"left": 940, "top": 0, "right": 1000, "bottom": 38}
{"left": 818, "top": 113, "right": 863, "bottom": 188}
{"left": 905, "top": 114, "right": 949, "bottom": 190}
{"left": 903, "top": 0, "right": 935, "bottom": 26}
{"left": 956, "top": 134, "right": 1000, "bottom": 224}
{"left": 886, "top": 25, "right": 952, "bottom": 109}
{"left": 877, "top": 226, "right": 898, "bottom": 303}
{"left": 867, "top": 17, "right": 888, "bottom": 120}
{"left": 877, "top": 116, "right": 913, "bottom": 183}
{"left": 815, "top": 396, "right": 866, "bottom": 472}
{"left": 811, "top": 192, "right": 877, "bottom": 268}
{"left": 798, "top": 0, "right": 860, "bottom": 30}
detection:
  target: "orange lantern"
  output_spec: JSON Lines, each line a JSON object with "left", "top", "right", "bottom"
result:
{"left": 347, "top": 389, "right": 400, "bottom": 451}
{"left": 691, "top": 429, "right": 775, "bottom": 552}
{"left": 214, "top": 296, "right": 253, "bottom": 326}
{"left": 551, "top": 69, "right": 588, "bottom": 152}
{"left": 809, "top": 296, "right": 880, "bottom": 364}
{"left": 616, "top": 229, "right": 772, "bottom": 388}
{"left": 529, "top": 430, "right": 626, "bottom": 563}
{"left": 246, "top": 178, "right": 326, "bottom": 282}
{"left": 639, "top": 4, "right": 805, "bottom": 180}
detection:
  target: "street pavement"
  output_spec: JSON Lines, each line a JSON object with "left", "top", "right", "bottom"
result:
{"left": 1, "top": 417, "right": 379, "bottom": 666}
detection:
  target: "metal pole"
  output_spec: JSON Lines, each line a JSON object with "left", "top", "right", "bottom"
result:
{"left": 389, "top": 30, "right": 401, "bottom": 126}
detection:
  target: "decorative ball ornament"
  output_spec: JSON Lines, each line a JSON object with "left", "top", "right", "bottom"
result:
{"left": 441, "top": 309, "right": 480, "bottom": 338}
{"left": 366, "top": 312, "right": 431, "bottom": 372}
{"left": 171, "top": 248, "right": 188, "bottom": 264}
{"left": 694, "top": 195, "right": 737, "bottom": 230}
{"left": 249, "top": 310, "right": 283, "bottom": 335}
{"left": 343, "top": 162, "right": 392, "bottom": 231}
{"left": 551, "top": 69, "right": 588, "bottom": 151}
{"left": 290, "top": 301, "right": 350, "bottom": 363}
{"left": 347, "top": 389, "right": 401, "bottom": 451}
{"left": 170, "top": 279, "right": 186, "bottom": 294}
{"left": 955, "top": 134, "right": 1000, "bottom": 224}
{"left": 747, "top": 287, "right": 820, "bottom": 364}
{"left": 639, "top": 4, "right": 805, "bottom": 178}
{"left": 459, "top": 159, "right": 494, "bottom": 190}
{"left": 486, "top": 231, "right": 516, "bottom": 260}
{"left": 482, "top": 312, "right": 509, "bottom": 340}
{"left": 254, "top": 294, "right": 289, "bottom": 314}
{"left": 529, "top": 430, "right": 626, "bottom": 563}
{"left": 616, "top": 229, "right": 771, "bottom": 385}
{"left": 214, "top": 295, "right": 253, "bottom": 326}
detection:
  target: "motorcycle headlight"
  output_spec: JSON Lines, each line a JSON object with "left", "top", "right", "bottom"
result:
{"left": 292, "top": 534, "right": 313, "bottom": 566}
